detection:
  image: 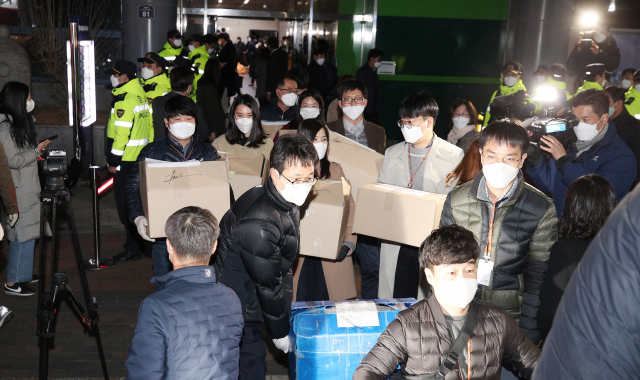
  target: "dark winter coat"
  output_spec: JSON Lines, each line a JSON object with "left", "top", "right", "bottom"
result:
{"left": 307, "top": 60, "right": 328, "bottom": 99}
{"left": 214, "top": 177, "right": 299, "bottom": 339}
{"left": 611, "top": 107, "right": 640, "bottom": 185}
{"left": 125, "top": 265, "right": 244, "bottom": 380}
{"left": 566, "top": 34, "right": 620, "bottom": 81}
{"left": 266, "top": 48, "right": 289, "bottom": 96}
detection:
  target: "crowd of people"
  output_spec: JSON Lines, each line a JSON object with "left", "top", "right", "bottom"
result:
{"left": 0, "top": 22, "right": 639, "bottom": 380}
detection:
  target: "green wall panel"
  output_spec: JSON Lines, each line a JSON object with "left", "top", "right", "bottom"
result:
{"left": 338, "top": 0, "right": 364, "bottom": 15}
{"left": 336, "top": 21, "right": 361, "bottom": 77}
{"left": 377, "top": 0, "right": 509, "bottom": 20}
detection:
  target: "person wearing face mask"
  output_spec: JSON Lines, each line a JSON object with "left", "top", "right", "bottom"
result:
{"left": 187, "top": 34, "right": 209, "bottom": 102}
{"left": 526, "top": 89, "right": 636, "bottom": 215}
{"left": 604, "top": 86, "right": 640, "bottom": 185}
{"left": 235, "top": 36, "right": 246, "bottom": 65}
{"left": 260, "top": 74, "right": 300, "bottom": 122}
{"left": 355, "top": 48, "right": 383, "bottom": 124}
{"left": 137, "top": 52, "right": 171, "bottom": 103}
{"left": 441, "top": 120, "right": 557, "bottom": 353}
{"left": 575, "top": 63, "right": 608, "bottom": 94}
{"left": 484, "top": 61, "right": 530, "bottom": 126}
{"left": 532, "top": 65, "right": 550, "bottom": 86}
{"left": 566, "top": 24, "right": 620, "bottom": 90}
{"left": 293, "top": 119, "right": 357, "bottom": 302}
{"left": 213, "top": 94, "right": 274, "bottom": 157}
{"left": 377, "top": 92, "right": 464, "bottom": 300}
{"left": 158, "top": 30, "right": 189, "bottom": 63}
{"left": 624, "top": 69, "right": 640, "bottom": 120}
{"left": 126, "top": 95, "right": 226, "bottom": 287}
{"left": 291, "top": 89, "right": 325, "bottom": 130}
{"left": 104, "top": 60, "right": 153, "bottom": 263}
{"left": 216, "top": 33, "right": 238, "bottom": 99}
{"left": 214, "top": 134, "right": 319, "bottom": 380}
{"left": 447, "top": 99, "right": 480, "bottom": 153}
{"left": 201, "top": 34, "right": 218, "bottom": 57}
{"left": 354, "top": 225, "right": 540, "bottom": 380}
{"left": 619, "top": 67, "right": 636, "bottom": 90}
{"left": 307, "top": 48, "right": 328, "bottom": 101}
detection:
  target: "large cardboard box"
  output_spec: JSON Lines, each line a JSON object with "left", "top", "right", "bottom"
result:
{"left": 352, "top": 183, "right": 446, "bottom": 247}
{"left": 219, "top": 152, "right": 267, "bottom": 197}
{"left": 327, "top": 130, "right": 384, "bottom": 202}
{"left": 139, "top": 159, "right": 230, "bottom": 238}
{"left": 299, "top": 179, "right": 351, "bottom": 260}
{"left": 261, "top": 120, "right": 290, "bottom": 138}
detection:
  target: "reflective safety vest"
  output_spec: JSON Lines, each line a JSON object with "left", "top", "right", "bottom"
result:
{"left": 158, "top": 42, "right": 188, "bottom": 62}
{"left": 188, "top": 45, "right": 210, "bottom": 102}
{"left": 106, "top": 79, "right": 153, "bottom": 166}
{"left": 142, "top": 73, "right": 171, "bottom": 103}
{"left": 543, "top": 77, "right": 571, "bottom": 100}
{"left": 625, "top": 87, "right": 640, "bottom": 120}
{"left": 575, "top": 80, "right": 603, "bottom": 95}
{"left": 484, "top": 79, "right": 529, "bottom": 127}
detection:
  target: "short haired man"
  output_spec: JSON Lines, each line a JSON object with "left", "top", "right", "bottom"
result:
{"left": 355, "top": 48, "right": 383, "bottom": 124}
{"left": 201, "top": 33, "right": 217, "bottom": 55}
{"left": 544, "top": 63, "right": 571, "bottom": 99}
{"left": 260, "top": 74, "right": 300, "bottom": 122}
{"left": 441, "top": 120, "right": 558, "bottom": 348}
{"left": 187, "top": 33, "right": 210, "bottom": 102}
{"left": 288, "top": 66, "right": 309, "bottom": 94}
{"left": 217, "top": 32, "right": 238, "bottom": 99}
{"left": 575, "top": 62, "right": 607, "bottom": 94}
{"left": 526, "top": 89, "right": 636, "bottom": 214}
{"left": 354, "top": 225, "right": 540, "bottom": 380}
{"left": 126, "top": 95, "right": 224, "bottom": 288}
{"left": 137, "top": 52, "right": 171, "bottom": 103}
{"left": 605, "top": 86, "right": 640, "bottom": 185}
{"left": 620, "top": 67, "right": 636, "bottom": 90}
{"left": 125, "top": 206, "right": 244, "bottom": 380}
{"left": 214, "top": 134, "right": 318, "bottom": 380}
{"left": 265, "top": 36, "right": 289, "bottom": 103}
{"left": 326, "top": 79, "right": 386, "bottom": 154}
{"left": 307, "top": 47, "right": 328, "bottom": 100}
{"left": 624, "top": 69, "right": 640, "bottom": 119}
{"left": 158, "top": 29, "right": 188, "bottom": 62}
{"left": 483, "top": 61, "right": 530, "bottom": 126}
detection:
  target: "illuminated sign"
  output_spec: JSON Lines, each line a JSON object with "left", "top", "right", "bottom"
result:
{"left": 67, "top": 40, "right": 97, "bottom": 127}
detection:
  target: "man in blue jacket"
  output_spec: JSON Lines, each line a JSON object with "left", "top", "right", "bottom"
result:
{"left": 526, "top": 89, "right": 636, "bottom": 214}
{"left": 125, "top": 206, "right": 244, "bottom": 380}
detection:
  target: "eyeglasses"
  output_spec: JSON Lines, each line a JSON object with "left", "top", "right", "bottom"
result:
{"left": 341, "top": 96, "right": 366, "bottom": 105}
{"left": 280, "top": 172, "right": 317, "bottom": 188}
{"left": 397, "top": 117, "right": 427, "bottom": 129}
{"left": 481, "top": 153, "right": 521, "bottom": 165}
{"left": 453, "top": 111, "right": 470, "bottom": 117}
{"left": 278, "top": 88, "right": 296, "bottom": 95}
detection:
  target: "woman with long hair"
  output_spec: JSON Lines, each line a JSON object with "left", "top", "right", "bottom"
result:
{"left": 293, "top": 119, "right": 357, "bottom": 302}
{"left": 537, "top": 174, "right": 617, "bottom": 341}
{"left": 445, "top": 138, "right": 482, "bottom": 187}
{"left": 291, "top": 89, "right": 326, "bottom": 129}
{"left": 212, "top": 94, "right": 273, "bottom": 157}
{"left": 196, "top": 58, "right": 226, "bottom": 141}
{"left": 0, "top": 81, "right": 51, "bottom": 296}
{"left": 446, "top": 99, "right": 479, "bottom": 153}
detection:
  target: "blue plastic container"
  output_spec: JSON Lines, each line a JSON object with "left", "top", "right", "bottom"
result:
{"left": 289, "top": 299, "right": 417, "bottom": 380}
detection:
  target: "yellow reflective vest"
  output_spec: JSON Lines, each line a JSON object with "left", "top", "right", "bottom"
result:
{"left": 158, "top": 42, "right": 188, "bottom": 63}
{"left": 188, "top": 45, "right": 210, "bottom": 102}
{"left": 142, "top": 73, "right": 171, "bottom": 103}
{"left": 625, "top": 87, "right": 640, "bottom": 120}
{"left": 575, "top": 80, "right": 603, "bottom": 95}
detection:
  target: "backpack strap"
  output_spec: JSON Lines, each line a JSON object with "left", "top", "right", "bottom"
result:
{"left": 437, "top": 300, "right": 480, "bottom": 379}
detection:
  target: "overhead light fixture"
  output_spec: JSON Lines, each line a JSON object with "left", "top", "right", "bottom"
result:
{"left": 244, "top": 0, "right": 249, "bottom": 3}
{"left": 580, "top": 12, "right": 598, "bottom": 27}
{"left": 219, "top": 0, "right": 222, "bottom": 3}
{"left": 608, "top": 0, "right": 615, "bottom": 12}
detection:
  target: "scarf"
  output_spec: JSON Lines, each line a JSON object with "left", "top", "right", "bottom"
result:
{"left": 574, "top": 123, "right": 608, "bottom": 157}
{"left": 447, "top": 124, "right": 477, "bottom": 145}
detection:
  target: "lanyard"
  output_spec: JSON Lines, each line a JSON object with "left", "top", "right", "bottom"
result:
{"left": 407, "top": 143, "right": 431, "bottom": 189}
{"left": 456, "top": 339, "right": 472, "bottom": 380}
{"left": 483, "top": 203, "right": 497, "bottom": 261}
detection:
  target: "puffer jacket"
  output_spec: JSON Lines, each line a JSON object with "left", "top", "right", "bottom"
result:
{"left": 353, "top": 296, "right": 540, "bottom": 380}
{"left": 126, "top": 135, "right": 221, "bottom": 223}
{"left": 214, "top": 177, "right": 299, "bottom": 339}
{"left": 440, "top": 171, "right": 557, "bottom": 344}
{"left": 125, "top": 265, "right": 244, "bottom": 380}
{"left": 0, "top": 114, "right": 40, "bottom": 242}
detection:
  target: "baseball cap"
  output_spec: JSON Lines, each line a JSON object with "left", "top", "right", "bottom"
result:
{"left": 550, "top": 64, "right": 566, "bottom": 80}
{"left": 137, "top": 52, "right": 169, "bottom": 69}
{"left": 501, "top": 61, "right": 523, "bottom": 75}
{"left": 172, "top": 56, "right": 195, "bottom": 70}
{"left": 190, "top": 34, "right": 203, "bottom": 44}
{"left": 103, "top": 60, "right": 137, "bottom": 79}
{"left": 533, "top": 65, "right": 549, "bottom": 76}
{"left": 584, "top": 63, "right": 606, "bottom": 80}
{"left": 167, "top": 29, "right": 182, "bottom": 39}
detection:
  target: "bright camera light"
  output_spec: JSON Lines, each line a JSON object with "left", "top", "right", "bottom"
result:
{"left": 581, "top": 12, "right": 598, "bottom": 27}
{"left": 608, "top": 1, "right": 615, "bottom": 12}
{"left": 534, "top": 86, "right": 558, "bottom": 102}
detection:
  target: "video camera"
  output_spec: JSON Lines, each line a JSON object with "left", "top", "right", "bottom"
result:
{"left": 42, "top": 150, "right": 68, "bottom": 191}
{"left": 527, "top": 111, "right": 579, "bottom": 148}
{"left": 490, "top": 90, "right": 536, "bottom": 121}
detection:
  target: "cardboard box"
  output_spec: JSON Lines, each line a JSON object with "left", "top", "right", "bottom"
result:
{"left": 298, "top": 179, "right": 351, "bottom": 260}
{"left": 289, "top": 298, "right": 417, "bottom": 380}
{"left": 219, "top": 152, "right": 267, "bottom": 197}
{"left": 139, "top": 159, "right": 230, "bottom": 238}
{"left": 261, "top": 120, "right": 290, "bottom": 138}
{"left": 352, "top": 183, "right": 446, "bottom": 247}
{"left": 327, "top": 130, "right": 384, "bottom": 202}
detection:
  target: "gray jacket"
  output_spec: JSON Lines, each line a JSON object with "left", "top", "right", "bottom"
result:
{"left": 0, "top": 114, "right": 41, "bottom": 242}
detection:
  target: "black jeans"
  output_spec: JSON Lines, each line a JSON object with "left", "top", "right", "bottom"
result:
{"left": 355, "top": 235, "right": 381, "bottom": 299}
{"left": 393, "top": 244, "right": 421, "bottom": 299}
{"left": 296, "top": 257, "right": 330, "bottom": 302}
{"left": 114, "top": 161, "right": 143, "bottom": 253}
{"left": 238, "top": 322, "right": 267, "bottom": 380}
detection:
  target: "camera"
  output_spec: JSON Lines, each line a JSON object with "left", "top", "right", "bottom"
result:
{"left": 490, "top": 90, "right": 536, "bottom": 121}
{"left": 42, "top": 150, "right": 68, "bottom": 191}
{"left": 527, "top": 112, "right": 579, "bottom": 148}
{"left": 580, "top": 30, "right": 595, "bottom": 48}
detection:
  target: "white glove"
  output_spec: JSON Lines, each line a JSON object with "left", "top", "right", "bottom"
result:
{"left": 134, "top": 216, "right": 155, "bottom": 242}
{"left": 272, "top": 335, "right": 292, "bottom": 353}
{"left": 8, "top": 213, "right": 18, "bottom": 227}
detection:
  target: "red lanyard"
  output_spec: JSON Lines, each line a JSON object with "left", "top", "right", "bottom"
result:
{"left": 407, "top": 144, "right": 431, "bottom": 189}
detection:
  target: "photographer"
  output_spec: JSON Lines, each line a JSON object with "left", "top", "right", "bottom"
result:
{"left": 526, "top": 89, "right": 636, "bottom": 215}
{"left": 566, "top": 24, "right": 620, "bottom": 89}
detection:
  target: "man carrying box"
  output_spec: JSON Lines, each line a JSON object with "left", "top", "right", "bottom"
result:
{"left": 126, "top": 95, "right": 226, "bottom": 288}
{"left": 214, "top": 134, "right": 318, "bottom": 380}
{"left": 353, "top": 225, "right": 540, "bottom": 380}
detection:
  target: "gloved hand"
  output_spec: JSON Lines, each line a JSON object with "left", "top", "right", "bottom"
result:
{"left": 525, "top": 142, "right": 542, "bottom": 168}
{"left": 335, "top": 244, "right": 351, "bottom": 262}
{"left": 272, "top": 335, "right": 292, "bottom": 353}
{"left": 8, "top": 213, "right": 18, "bottom": 227}
{"left": 134, "top": 216, "right": 155, "bottom": 242}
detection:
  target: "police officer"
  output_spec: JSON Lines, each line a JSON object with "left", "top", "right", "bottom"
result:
{"left": 484, "top": 61, "right": 529, "bottom": 126}
{"left": 158, "top": 30, "right": 188, "bottom": 63}
{"left": 104, "top": 60, "right": 153, "bottom": 262}
{"left": 187, "top": 34, "right": 210, "bottom": 102}
{"left": 575, "top": 63, "right": 607, "bottom": 95}
{"left": 137, "top": 52, "right": 172, "bottom": 102}
{"left": 544, "top": 64, "right": 571, "bottom": 99}
{"left": 625, "top": 70, "right": 640, "bottom": 120}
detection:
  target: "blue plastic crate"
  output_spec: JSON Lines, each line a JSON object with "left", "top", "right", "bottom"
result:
{"left": 289, "top": 299, "right": 417, "bottom": 380}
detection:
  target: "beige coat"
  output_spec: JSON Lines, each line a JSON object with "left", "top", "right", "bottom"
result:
{"left": 292, "top": 162, "right": 357, "bottom": 301}
{"left": 212, "top": 135, "right": 274, "bottom": 158}
{"left": 377, "top": 136, "right": 464, "bottom": 300}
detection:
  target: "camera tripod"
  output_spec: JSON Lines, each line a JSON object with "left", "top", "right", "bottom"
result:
{"left": 35, "top": 187, "right": 109, "bottom": 380}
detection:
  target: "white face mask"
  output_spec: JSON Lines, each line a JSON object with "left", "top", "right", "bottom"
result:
{"left": 188, "top": 44, "right": 195, "bottom": 52}
{"left": 452, "top": 116, "right": 470, "bottom": 129}
{"left": 26, "top": 99, "right": 35, "bottom": 113}
{"left": 621, "top": 79, "right": 632, "bottom": 89}
{"left": 300, "top": 107, "right": 320, "bottom": 120}
{"left": 235, "top": 118, "right": 253, "bottom": 134}
{"left": 594, "top": 33, "right": 607, "bottom": 44}
{"left": 169, "top": 121, "right": 196, "bottom": 139}
{"left": 574, "top": 115, "right": 603, "bottom": 141}
{"left": 342, "top": 105, "right": 365, "bottom": 120}
{"left": 281, "top": 92, "right": 298, "bottom": 107}
{"left": 401, "top": 118, "right": 429, "bottom": 144}
{"left": 533, "top": 75, "right": 546, "bottom": 85}
{"left": 316, "top": 58, "right": 325, "bottom": 66}
{"left": 634, "top": 84, "right": 640, "bottom": 93}
{"left": 374, "top": 61, "right": 382, "bottom": 69}
{"left": 110, "top": 75, "right": 120, "bottom": 87}
{"left": 482, "top": 161, "right": 519, "bottom": 189}
{"left": 207, "top": 48, "right": 214, "bottom": 54}
{"left": 141, "top": 67, "right": 155, "bottom": 80}
{"left": 314, "top": 142, "right": 327, "bottom": 160}
{"left": 427, "top": 269, "right": 478, "bottom": 309}
{"left": 503, "top": 76, "right": 518, "bottom": 87}
{"left": 173, "top": 39, "right": 183, "bottom": 48}
{"left": 277, "top": 171, "right": 314, "bottom": 206}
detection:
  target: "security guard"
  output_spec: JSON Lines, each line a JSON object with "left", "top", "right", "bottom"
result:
{"left": 104, "top": 60, "right": 153, "bottom": 262}
{"left": 575, "top": 63, "right": 606, "bottom": 95}
{"left": 543, "top": 64, "right": 571, "bottom": 100}
{"left": 158, "top": 29, "right": 189, "bottom": 63}
{"left": 137, "top": 52, "right": 172, "bottom": 102}
{"left": 625, "top": 70, "right": 640, "bottom": 120}
{"left": 187, "top": 33, "right": 210, "bottom": 102}
{"left": 484, "top": 61, "right": 529, "bottom": 126}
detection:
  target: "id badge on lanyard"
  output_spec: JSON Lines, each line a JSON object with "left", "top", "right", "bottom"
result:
{"left": 479, "top": 204, "right": 497, "bottom": 286}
